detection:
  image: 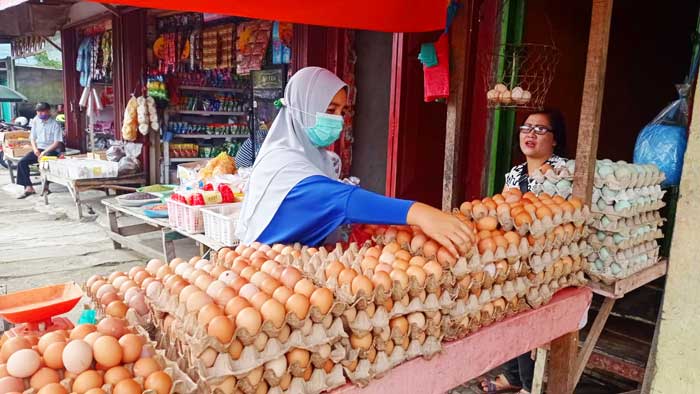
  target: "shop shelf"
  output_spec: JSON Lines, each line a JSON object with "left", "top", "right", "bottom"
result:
{"left": 178, "top": 85, "right": 246, "bottom": 93}
{"left": 171, "top": 134, "right": 250, "bottom": 139}
{"left": 172, "top": 110, "right": 246, "bottom": 116}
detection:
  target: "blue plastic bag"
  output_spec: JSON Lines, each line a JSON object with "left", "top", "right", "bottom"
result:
{"left": 633, "top": 84, "right": 689, "bottom": 186}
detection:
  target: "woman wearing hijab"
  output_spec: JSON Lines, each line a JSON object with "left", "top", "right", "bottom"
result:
{"left": 482, "top": 109, "right": 568, "bottom": 394}
{"left": 236, "top": 67, "right": 471, "bottom": 256}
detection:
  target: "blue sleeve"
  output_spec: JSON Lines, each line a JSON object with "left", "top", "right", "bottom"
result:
{"left": 256, "top": 175, "right": 414, "bottom": 246}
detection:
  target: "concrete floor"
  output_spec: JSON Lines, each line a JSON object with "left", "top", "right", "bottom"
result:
{"left": 0, "top": 166, "right": 198, "bottom": 322}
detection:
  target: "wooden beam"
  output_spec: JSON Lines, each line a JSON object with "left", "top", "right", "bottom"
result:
{"left": 442, "top": 1, "right": 469, "bottom": 211}
{"left": 42, "top": 36, "right": 62, "bottom": 52}
{"left": 548, "top": 331, "right": 580, "bottom": 394}
{"left": 100, "top": 3, "right": 122, "bottom": 17}
{"left": 573, "top": 297, "right": 615, "bottom": 388}
{"left": 588, "top": 260, "right": 667, "bottom": 299}
{"left": 571, "top": 0, "right": 614, "bottom": 204}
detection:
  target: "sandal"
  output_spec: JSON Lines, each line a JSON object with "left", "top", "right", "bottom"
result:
{"left": 17, "top": 191, "right": 36, "bottom": 199}
{"left": 480, "top": 375, "right": 521, "bottom": 393}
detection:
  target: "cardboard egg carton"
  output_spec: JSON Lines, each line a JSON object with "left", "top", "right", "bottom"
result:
{"left": 591, "top": 198, "right": 665, "bottom": 218}
{"left": 592, "top": 184, "right": 665, "bottom": 205}
{"left": 489, "top": 204, "right": 590, "bottom": 238}
{"left": 526, "top": 272, "right": 587, "bottom": 309}
{"left": 586, "top": 245, "right": 660, "bottom": 285}
{"left": 591, "top": 211, "right": 665, "bottom": 235}
{"left": 527, "top": 241, "right": 591, "bottom": 273}
{"left": 441, "top": 296, "right": 526, "bottom": 341}
{"left": 587, "top": 240, "right": 659, "bottom": 265}
{"left": 441, "top": 260, "right": 529, "bottom": 303}
{"left": 265, "top": 363, "right": 347, "bottom": 394}
{"left": 588, "top": 228, "right": 664, "bottom": 253}
{"left": 342, "top": 335, "right": 442, "bottom": 386}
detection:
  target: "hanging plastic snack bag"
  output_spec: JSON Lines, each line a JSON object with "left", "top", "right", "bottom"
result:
{"left": 118, "top": 142, "right": 143, "bottom": 175}
{"left": 106, "top": 141, "right": 126, "bottom": 162}
{"left": 633, "top": 84, "right": 689, "bottom": 186}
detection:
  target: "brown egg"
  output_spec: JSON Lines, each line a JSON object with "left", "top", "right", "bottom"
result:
{"left": 29, "top": 367, "right": 60, "bottom": 390}
{"left": 37, "top": 332, "right": 65, "bottom": 355}
{"left": 104, "top": 366, "right": 132, "bottom": 385}
{"left": 406, "top": 266, "right": 427, "bottom": 286}
{"left": 250, "top": 292, "right": 270, "bottom": 310}
{"left": 309, "top": 288, "right": 333, "bottom": 315}
{"left": 118, "top": 334, "right": 143, "bottom": 364}
{"left": 145, "top": 371, "right": 172, "bottom": 394}
{"left": 260, "top": 299, "right": 286, "bottom": 328}
{"left": 422, "top": 261, "right": 443, "bottom": 281}
{"left": 133, "top": 357, "right": 161, "bottom": 378}
{"left": 1, "top": 336, "right": 31, "bottom": 362}
{"left": 240, "top": 267, "right": 257, "bottom": 281}
{"left": 155, "top": 265, "right": 172, "bottom": 280}
{"left": 235, "top": 307, "right": 262, "bottom": 335}
{"left": 293, "top": 279, "right": 315, "bottom": 298}
{"left": 92, "top": 336, "right": 122, "bottom": 368}
{"left": 351, "top": 275, "right": 373, "bottom": 296}
{"left": 178, "top": 285, "right": 198, "bottom": 304}
{"left": 42, "top": 341, "right": 66, "bottom": 369}
{"left": 133, "top": 270, "right": 150, "bottom": 286}
{"left": 89, "top": 280, "right": 107, "bottom": 295}
{"left": 224, "top": 296, "right": 251, "bottom": 318}
{"left": 286, "top": 348, "right": 310, "bottom": 368}
{"left": 514, "top": 212, "right": 532, "bottom": 226}
{"left": 239, "top": 283, "right": 260, "bottom": 302}
{"left": 228, "top": 340, "right": 243, "bottom": 360}
{"left": 285, "top": 293, "right": 310, "bottom": 320}
{"left": 207, "top": 316, "right": 235, "bottom": 344}
{"left": 214, "top": 286, "right": 237, "bottom": 307}
{"left": 105, "top": 301, "right": 128, "bottom": 319}
{"left": 96, "top": 317, "right": 129, "bottom": 338}
{"left": 72, "top": 370, "right": 103, "bottom": 394}
{"left": 389, "top": 269, "right": 409, "bottom": 288}
{"left": 337, "top": 268, "right": 358, "bottom": 287}
{"left": 114, "top": 378, "right": 142, "bottom": 394}
{"left": 186, "top": 291, "right": 213, "bottom": 313}
{"left": 280, "top": 267, "right": 303, "bottom": 289}
{"left": 371, "top": 271, "right": 393, "bottom": 291}
{"left": 230, "top": 277, "right": 248, "bottom": 293}
{"left": 83, "top": 332, "right": 104, "bottom": 347}
{"left": 272, "top": 286, "right": 294, "bottom": 305}
{"left": 478, "top": 238, "right": 496, "bottom": 254}
{"left": 198, "top": 304, "right": 224, "bottom": 326}
{"left": 195, "top": 274, "right": 215, "bottom": 291}
{"left": 99, "top": 292, "right": 120, "bottom": 308}
{"left": 260, "top": 278, "right": 281, "bottom": 296}
{"left": 85, "top": 389, "right": 107, "bottom": 394}
{"left": 37, "top": 382, "right": 68, "bottom": 394}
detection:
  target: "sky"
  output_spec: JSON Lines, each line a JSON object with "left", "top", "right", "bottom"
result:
{"left": 0, "top": 33, "right": 63, "bottom": 68}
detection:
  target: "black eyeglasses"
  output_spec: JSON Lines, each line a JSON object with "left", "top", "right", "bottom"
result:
{"left": 519, "top": 124, "right": 552, "bottom": 135}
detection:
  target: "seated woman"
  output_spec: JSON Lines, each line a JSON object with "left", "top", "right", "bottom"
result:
{"left": 482, "top": 109, "right": 568, "bottom": 394}
{"left": 236, "top": 67, "right": 471, "bottom": 256}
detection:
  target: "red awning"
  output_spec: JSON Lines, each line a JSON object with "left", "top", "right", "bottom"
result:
{"left": 89, "top": 0, "right": 448, "bottom": 32}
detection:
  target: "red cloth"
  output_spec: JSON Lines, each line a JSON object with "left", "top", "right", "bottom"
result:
{"left": 88, "top": 0, "right": 447, "bottom": 33}
{"left": 423, "top": 33, "right": 450, "bottom": 102}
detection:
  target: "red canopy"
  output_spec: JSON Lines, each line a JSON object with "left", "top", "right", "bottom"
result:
{"left": 89, "top": 0, "right": 447, "bottom": 32}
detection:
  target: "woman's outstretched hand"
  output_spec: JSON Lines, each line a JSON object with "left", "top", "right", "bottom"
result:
{"left": 406, "top": 202, "right": 472, "bottom": 257}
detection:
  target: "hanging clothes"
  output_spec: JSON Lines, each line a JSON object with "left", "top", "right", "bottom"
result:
{"left": 90, "top": 36, "right": 101, "bottom": 82}
{"left": 76, "top": 37, "right": 93, "bottom": 87}
{"left": 101, "top": 31, "right": 112, "bottom": 81}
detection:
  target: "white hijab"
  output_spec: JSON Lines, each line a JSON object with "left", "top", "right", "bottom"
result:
{"left": 235, "top": 67, "right": 348, "bottom": 244}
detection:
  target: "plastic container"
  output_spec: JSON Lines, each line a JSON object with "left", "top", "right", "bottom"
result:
{"left": 48, "top": 159, "right": 118, "bottom": 179}
{"left": 202, "top": 203, "right": 242, "bottom": 246}
{"left": 167, "top": 198, "right": 232, "bottom": 234}
{"left": 0, "top": 282, "right": 83, "bottom": 323}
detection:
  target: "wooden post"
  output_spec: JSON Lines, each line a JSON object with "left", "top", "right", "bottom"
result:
{"left": 645, "top": 62, "right": 700, "bottom": 394}
{"left": 548, "top": 331, "right": 579, "bottom": 394}
{"left": 571, "top": 0, "right": 614, "bottom": 203}
{"left": 549, "top": 2, "right": 614, "bottom": 392}
{"left": 442, "top": 2, "right": 468, "bottom": 211}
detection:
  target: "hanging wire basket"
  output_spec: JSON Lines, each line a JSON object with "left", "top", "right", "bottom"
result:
{"left": 480, "top": 43, "right": 560, "bottom": 111}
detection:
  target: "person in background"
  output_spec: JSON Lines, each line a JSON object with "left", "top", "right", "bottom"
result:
{"left": 481, "top": 109, "right": 568, "bottom": 394}
{"left": 234, "top": 122, "right": 268, "bottom": 167}
{"left": 236, "top": 67, "right": 471, "bottom": 256}
{"left": 16, "top": 102, "right": 64, "bottom": 199}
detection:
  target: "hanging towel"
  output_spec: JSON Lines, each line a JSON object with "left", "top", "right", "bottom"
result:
{"left": 76, "top": 37, "right": 93, "bottom": 87}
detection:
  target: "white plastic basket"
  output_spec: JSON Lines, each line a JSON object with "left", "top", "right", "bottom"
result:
{"left": 202, "top": 203, "right": 242, "bottom": 246}
{"left": 166, "top": 198, "right": 233, "bottom": 234}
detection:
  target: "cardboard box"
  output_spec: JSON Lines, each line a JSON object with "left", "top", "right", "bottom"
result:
{"left": 86, "top": 151, "right": 107, "bottom": 160}
{"left": 0, "top": 131, "right": 29, "bottom": 144}
{"left": 3, "top": 146, "right": 32, "bottom": 158}
{"left": 177, "top": 159, "right": 209, "bottom": 183}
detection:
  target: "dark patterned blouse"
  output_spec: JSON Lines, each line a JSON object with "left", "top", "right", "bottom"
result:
{"left": 504, "top": 154, "right": 567, "bottom": 192}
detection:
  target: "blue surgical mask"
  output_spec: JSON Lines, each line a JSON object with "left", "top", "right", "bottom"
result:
{"left": 38, "top": 114, "right": 50, "bottom": 120}
{"left": 305, "top": 112, "right": 344, "bottom": 147}
{"left": 284, "top": 101, "right": 344, "bottom": 147}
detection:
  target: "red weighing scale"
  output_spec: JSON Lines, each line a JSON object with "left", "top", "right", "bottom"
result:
{"left": 0, "top": 283, "right": 83, "bottom": 338}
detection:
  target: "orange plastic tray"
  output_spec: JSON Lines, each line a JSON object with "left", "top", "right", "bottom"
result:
{"left": 0, "top": 283, "right": 83, "bottom": 323}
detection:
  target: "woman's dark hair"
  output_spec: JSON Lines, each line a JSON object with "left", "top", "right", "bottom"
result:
{"left": 525, "top": 108, "right": 567, "bottom": 157}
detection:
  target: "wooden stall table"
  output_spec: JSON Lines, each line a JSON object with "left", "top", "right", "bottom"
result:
{"left": 171, "top": 229, "right": 229, "bottom": 257}
{"left": 5, "top": 148, "right": 80, "bottom": 184}
{"left": 42, "top": 170, "right": 146, "bottom": 220}
{"left": 102, "top": 198, "right": 179, "bottom": 262}
{"left": 570, "top": 260, "right": 668, "bottom": 390}
{"left": 331, "top": 287, "right": 592, "bottom": 394}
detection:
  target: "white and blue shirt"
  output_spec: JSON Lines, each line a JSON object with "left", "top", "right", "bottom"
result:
{"left": 30, "top": 117, "right": 63, "bottom": 150}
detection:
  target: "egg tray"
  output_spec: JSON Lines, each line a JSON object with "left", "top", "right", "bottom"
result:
{"left": 441, "top": 296, "right": 529, "bottom": 341}
{"left": 342, "top": 335, "right": 443, "bottom": 387}
{"left": 340, "top": 297, "right": 442, "bottom": 337}
{"left": 590, "top": 211, "right": 665, "bottom": 235}
{"left": 266, "top": 363, "right": 347, "bottom": 394}
{"left": 586, "top": 246, "right": 660, "bottom": 284}
{"left": 473, "top": 204, "right": 590, "bottom": 238}
{"left": 441, "top": 261, "right": 529, "bottom": 303}
{"left": 592, "top": 184, "right": 665, "bottom": 205}
{"left": 526, "top": 273, "right": 587, "bottom": 309}
{"left": 532, "top": 160, "right": 665, "bottom": 191}
{"left": 592, "top": 197, "right": 665, "bottom": 219}
{"left": 587, "top": 240, "right": 660, "bottom": 265}
{"left": 528, "top": 243, "right": 591, "bottom": 274}
{"left": 588, "top": 229, "right": 664, "bottom": 253}
{"left": 17, "top": 343, "right": 197, "bottom": 394}
{"left": 147, "top": 296, "right": 347, "bottom": 374}
{"left": 85, "top": 294, "right": 154, "bottom": 337}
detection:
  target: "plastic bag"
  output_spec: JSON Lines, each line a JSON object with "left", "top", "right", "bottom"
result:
{"left": 106, "top": 142, "right": 126, "bottom": 162}
{"left": 118, "top": 142, "right": 142, "bottom": 175}
{"left": 633, "top": 84, "right": 689, "bottom": 186}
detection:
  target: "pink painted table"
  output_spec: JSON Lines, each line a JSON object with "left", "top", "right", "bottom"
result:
{"left": 333, "top": 286, "right": 592, "bottom": 394}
